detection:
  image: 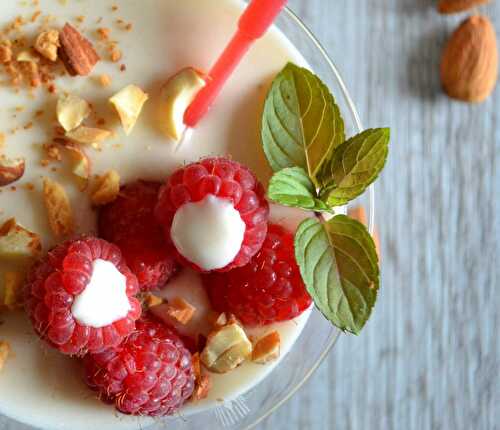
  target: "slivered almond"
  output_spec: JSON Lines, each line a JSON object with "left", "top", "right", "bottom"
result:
{"left": 0, "top": 341, "right": 10, "bottom": 372}
{"left": 0, "top": 218, "right": 41, "bottom": 259}
{"left": 59, "top": 23, "right": 100, "bottom": 76}
{"left": 43, "top": 178, "right": 74, "bottom": 237}
{"left": 252, "top": 331, "right": 280, "bottom": 364}
{"left": 66, "top": 126, "right": 111, "bottom": 145}
{"left": 3, "top": 271, "right": 24, "bottom": 310}
{"left": 91, "top": 170, "right": 120, "bottom": 205}
{"left": 109, "top": 85, "right": 148, "bottom": 135}
{"left": 57, "top": 93, "right": 91, "bottom": 131}
{"left": 164, "top": 297, "right": 196, "bottom": 325}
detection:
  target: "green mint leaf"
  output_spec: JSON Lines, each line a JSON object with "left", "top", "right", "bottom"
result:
{"left": 318, "top": 128, "right": 390, "bottom": 207}
{"left": 294, "top": 215, "right": 379, "bottom": 334}
{"left": 261, "top": 63, "right": 345, "bottom": 185}
{"left": 268, "top": 167, "right": 333, "bottom": 212}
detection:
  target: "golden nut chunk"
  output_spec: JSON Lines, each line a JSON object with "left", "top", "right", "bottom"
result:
{"left": 3, "top": 271, "right": 24, "bottom": 310}
{"left": 252, "top": 331, "right": 281, "bottom": 364}
{"left": 201, "top": 321, "right": 252, "bottom": 374}
{"left": 91, "top": 170, "right": 120, "bottom": 206}
{"left": 57, "top": 93, "right": 91, "bottom": 132}
{"left": 0, "top": 156, "right": 25, "bottom": 187}
{"left": 164, "top": 297, "right": 196, "bottom": 325}
{"left": 66, "top": 126, "right": 111, "bottom": 145}
{"left": 0, "top": 341, "right": 10, "bottom": 372}
{"left": 34, "top": 29, "right": 60, "bottom": 61}
{"left": 0, "top": 218, "right": 41, "bottom": 260}
{"left": 62, "top": 144, "right": 91, "bottom": 191}
{"left": 43, "top": 178, "right": 74, "bottom": 237}
{"left": 109, "top": 84, "right": 149, "bottom": 135}
{"left": 143, "top": 293, "right": 164, "bottom": 308}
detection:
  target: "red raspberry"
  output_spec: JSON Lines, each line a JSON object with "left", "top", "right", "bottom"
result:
{"left": 203, "top": 224, "right": 312, "bottom": 326}
{"left": 24, "top": 237, "right": 142, "bottom": 356}
{"left": 98, "top": 181, "right": 179, "bottom": 291}
{"left": 155, "top": 157, "right": 269, "bottom": 272}
{"left": 83, "top": 315, "right": 195, "bottom": 417}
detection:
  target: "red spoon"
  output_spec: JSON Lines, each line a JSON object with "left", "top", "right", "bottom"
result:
{"left": 183, "top": 0, "right": 288, "bottom": 128}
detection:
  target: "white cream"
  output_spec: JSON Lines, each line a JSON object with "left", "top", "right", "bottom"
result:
{"left": 171, "top": 194, "right": 245, "bottom": 270}
{"left": 71, "top": 259, "right": 130, "bottom": 328}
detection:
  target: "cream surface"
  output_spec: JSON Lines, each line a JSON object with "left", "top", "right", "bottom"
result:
{"left": 0, "top": 0, "right": 312, "bottom": 429}
{"left": 171, "top": 195, "right": 245, "bottom": 271}
{"left": 71, "top": 259, "right": 130, "bottom": 328}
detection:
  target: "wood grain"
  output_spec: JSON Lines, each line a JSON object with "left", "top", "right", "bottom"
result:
{"left": 261, "top": 0, "right": 500, "bottom": 429}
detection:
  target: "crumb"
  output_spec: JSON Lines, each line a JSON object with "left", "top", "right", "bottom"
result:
{"left": 47, "top": 83, "right": 56, "bottom": 93}
{"left": 51, "top": 167, "right": 58, "bottom": 172}
{"left": 24, "top": 182, "right": 35, "bottom": 191}
{"left": 0, "top": 341, "right": 10, "bottom": 372}
{"left": 110, "top": 48, "right": 122, "bottom": 63}
{"left": 40, "top": 159, "right": 49, "bottom": 167}
{"left": 31, "top": 11, "right": 42, "bottom": 22}
{"left": 43, "top": 143, "right": 62, "bottom": 161}
{"left": 76, "top": 15, "right": 85, "bottom": 24}
{"left": 125, "top": 23, "right": 133, "bottom": 32}
{"left": 96, "top": 17, "right": 103, "bottom": 24}
{"left": 0, "top": 44, "right": 13, "bottom": 64}
{"left": 35, "top": 109, "right": 44, "bottom": 117}
{"left": 99, "top": 73, "right": 111, "bottom": 87}
{"left": 23, "top": 121, "right": 33, "bottom": 130}
{"left": 15, "top": 106, "right": 25, "bottom": 112}
{"left": 10, "top": 186, "right": 16, "bottom": 192}
{"left": 119, "top": 64, "right": 126, "bottom": 72}
{"left": 96, "top": 27, "right": 110, "bottom": 41}
{"left": 111, "top": 5, "right": 118, "bottom": 12}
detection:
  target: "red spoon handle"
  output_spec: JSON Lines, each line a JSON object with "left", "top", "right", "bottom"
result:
{"left": 184, "top": 0, "right": 288, "bottom": 128}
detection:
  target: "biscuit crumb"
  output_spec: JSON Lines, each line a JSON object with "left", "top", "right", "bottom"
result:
{"left": 0, "top": 341, "right": 10, "bottom": 372}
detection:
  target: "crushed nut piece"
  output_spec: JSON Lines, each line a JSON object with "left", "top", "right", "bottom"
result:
{"left": 192, "top": 374, "right": 211, "bottom": 402}
{"left": 109, "top": 84, "right": 148, "bottom": 135}
{"left": 34, "top": 29, "right": 60, "bottom": 62}
{"left": 0, "top": 341, "right": 10, "bottom": 372}
{"left": 91, "top": 170, "right": 120, "bottom": 205}
{"left": 3, "top": 271, "right": 24, "bottom": 310}
{"left": 57, "top": 93, "right": 91, "bottom": 131}
{"left": 99, "top": 73, "right": 111, "bottom": 87}
{"left": 0, "top": 218, "right": 41, "bottom": 259}
{"left": 252, "top": 331, "right": 281, "bottom": 364}
{"left": 62, "top": 143, "right": 90, "bottom": 190}
{"left": 164, "top": 297, "right": 196, "bottom": 325}
{"left": 43, "top": 177, "right": 74, "bottom": 237}
{"left": 96, "top": 27, "right": 110, "bottom": 40}
{"left": 110, "top": 48, "right": 122, "bottom": 63}
{"left": 144, "top": 293, "right": 163, "bottom": 308}
{"left": 201, "top": 320, "right": 252, "bottom": 374}
{"left": 0, "top": 43, "right": 13, "bottom": 63}
{"left": 16, "top": 50, "right": 39, "bottom": 63}
{"left": 66, "top": 126, "right": 111, "bottom": 145}
{"left": 0, "top": 157, "right": 25, "bottom": 186}
{"left": 59, "top": 23, "right": 100, "bottom": 76}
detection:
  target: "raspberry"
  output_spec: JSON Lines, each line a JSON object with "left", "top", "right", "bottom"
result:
{"left": 203, "top": 224, "right": 312, "bottom": 326}
{"left": 83, "top": 315, "right": 195, "bottom": 417}
{"left": 98, "top": 181, "right": 179, "bottom": 291}
{"left": 155, "top": 157, "right": 269, "bottom": 272}
{"left": 24, "top": 237, "right": 142, "bottom": 356}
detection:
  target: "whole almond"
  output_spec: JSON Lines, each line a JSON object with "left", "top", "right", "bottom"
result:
{"left": 438, "top": 0, "right": 490, "bottom": 14}
{"left": 440, "top": 15, "right": 498, "bottom": 103}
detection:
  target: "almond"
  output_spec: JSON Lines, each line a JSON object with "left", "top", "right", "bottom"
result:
{"left": 438, "top": 0, "right": 490, "bottom": 14}
{"left": 91, "top": 170, "right": 120, "bottom": 205}
{"left": 0, "top": 218, "right": 41, "bottom": 259}
{"left": 0, "top": 341, "right": 10, "bottom": 372}
{"left": 0, "top": 157, "right": 25, "bottom": 186}
{"left": 43, "top": 178, "right": 74, "bottom": 237}
{"left": 34, "top": 29, "right": 60, "bottom": 62}
{"left": 57, "top": 93, "right": 91, "bottom": 132}
{"left": 3, "top": 271, "right": 24, "bottom": 310}
{"left": 440, "top": 15, "right": 498, "bottom": 103}
{"left": 59, "top": 23, "right": 100, "bottom": 76}
{"left": 252, "top": 331, "right": 280, "bottom": 364}
{"left": 191, "top": 374, "right": 211, "bottom": 402}
{"left": 143, "top": 293, "right": 164, "bottom": 308}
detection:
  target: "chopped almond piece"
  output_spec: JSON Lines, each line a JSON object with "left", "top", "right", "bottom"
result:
{"left": 59, "top": 23, "right": 100, "bottom": 76}
{"left": 96, "top": 27, "right": 110, "bottom": 41}
{"left": 57, "top": 93, "right": 91, "bottom": 131}
{"left": 201, "top": 320, "right": 252, "bottom": 374}
{"left": 0, "top": 43, "right": 12, "bottom": 64}
{"left": 43, "top": 178, "right": 74, "bottom": 237}
{"left": 0, "top": 218, "right": 41, "bottom": 259}
{"left": 34, "top": 30, "right": 60, "bottom": 62}
{"left": 99, "top": 74, "right": 111, "bottom": 87}
{"left": 66, "top": 126, "right": 111, "bottom": 145}
{"left": 144, "top": 293, "right": 163, "bottom": 308}
{"left": 3, "top": 271, "right": 24, "bottom": 310}
{"left": 191, "top": 374, "right": 211, "bottom": 402}
{"left": 110, "top": 48, "right": 122, "bottom": 63}
{"left": 16, "top": 50, "right": 39, "bottom": 63}
{"left": 0, "top": 157, "right": 25, "bottom": 186}
{"left": 0, "top": 341, "right": 10, "bottom": 372}
{"left": 192, "top": 352, "right": 201, "bottom": 379}
{"left": 164, "top": 297, "right": 196, "bottom": 325}
{"left": 91, "top": 170, "right": 120, "bottom": 205}
{"left": 252, "top": 331, "right": 280, "bottom": 364}
{"left": 109, "top": 84, "right": 148, "bottom": 135}
{"left": 62, "top": 143, "right": 91, "bottom": 190}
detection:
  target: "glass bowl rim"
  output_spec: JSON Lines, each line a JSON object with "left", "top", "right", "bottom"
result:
{"left": 242, "top": 5, "right": 375, "bottom": 429}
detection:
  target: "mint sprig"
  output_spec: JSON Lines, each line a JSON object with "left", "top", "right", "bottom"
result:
{"left": 295, "top": 216, "right": 379, "bottom": 334}
{"left": 268, "top": 167, "right": 332, "bottom": 213}
{"left": 261, "top": 63, "right": 390, "bottom": 334}
{"left": 261, "top": 63, "right": 345, "bottom": 185}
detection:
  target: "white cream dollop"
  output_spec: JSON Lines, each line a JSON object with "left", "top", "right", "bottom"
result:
{"left": 71, "top": 259, "right": 130, "bottom": 328}
{"left": 171, "top": 194, "right": 246, "bottom": 271}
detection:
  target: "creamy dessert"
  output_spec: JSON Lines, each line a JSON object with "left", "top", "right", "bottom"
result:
{"left": 0, "top": 0, "right": 389, "bottom": 429}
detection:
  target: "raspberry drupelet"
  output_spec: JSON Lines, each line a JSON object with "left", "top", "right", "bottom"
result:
{"left": 98, "top": 181, "right": 179, "bottom": 291}
{"left": 83, "top": 315, "right": 195, "bottom": 417}
{"left": 155, "top": 157, "right": 269, "bottom": 273}
{"left": 203, "top": 224, "right": 312, "bottom": 326}
{"left": 24, "top": 237, "right": 142, "bottom": 356}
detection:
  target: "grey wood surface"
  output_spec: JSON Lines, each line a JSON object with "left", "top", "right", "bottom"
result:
{"left": 260, "top": 1, "right": 500, "bottom": 429}
{"left": 1, "top": 1, "right": 499, "bottom": 430}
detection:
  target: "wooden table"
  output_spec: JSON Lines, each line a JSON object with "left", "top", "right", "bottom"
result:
{"left": 1, "top": 1, "right": 498, "bottom": 430}
{"left": 261, "top": 1, "right": 499, "bottom": 429}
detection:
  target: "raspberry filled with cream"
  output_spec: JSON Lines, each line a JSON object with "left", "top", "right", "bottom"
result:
{"left": 24, "top": 237, "right": 142, "bottom": 356}
{"left": 155, "top": 157, "right": 269, "bottom": 272}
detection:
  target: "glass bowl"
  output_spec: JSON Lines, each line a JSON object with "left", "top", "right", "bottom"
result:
{"left": 148, "top": 5, "right": 373, "bottom": 430}
{"left": 0, "top": 3, "right": 372, "bottom": 430}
